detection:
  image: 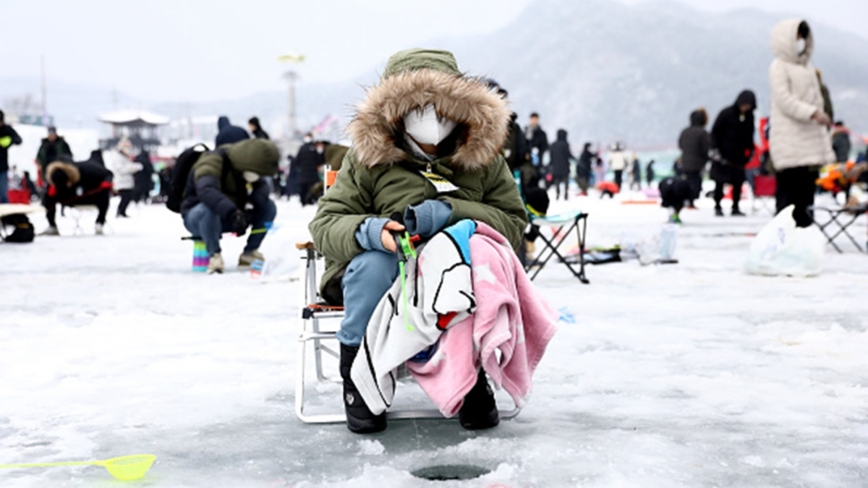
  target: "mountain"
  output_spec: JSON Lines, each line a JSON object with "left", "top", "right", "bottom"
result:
{"left": 3, "top": 0, "right": 867, "bottom": 148}
{"left": 442, "top": 0, "right": 868, "bottom": 147}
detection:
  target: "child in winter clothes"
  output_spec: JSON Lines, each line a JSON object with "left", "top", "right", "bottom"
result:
{"left": 107, "top": 138, "right": 142, "bottom": 218}
{"left": 309, "top": 48, "right": 528, "bottom": 434}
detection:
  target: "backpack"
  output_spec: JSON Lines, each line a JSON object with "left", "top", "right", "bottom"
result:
{"left": 1, "top": 214, "right": 35, "bottom": 243}
{"left": 166, "top": 143, "right": 210, "bottom": 213}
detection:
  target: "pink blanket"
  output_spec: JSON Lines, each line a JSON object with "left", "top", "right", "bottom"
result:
{"left": 407, "top": 222, "right": 558, "bottom": 416}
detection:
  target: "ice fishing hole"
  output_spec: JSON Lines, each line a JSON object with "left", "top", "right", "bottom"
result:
{"left": 411, "top": 464, "right": 491, "bottom": 481}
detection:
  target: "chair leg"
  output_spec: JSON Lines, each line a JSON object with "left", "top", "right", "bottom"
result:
{"left": 575, "top": 216, "right": 589, "bottom": 284}
{"left": 527, "top": 218, "right": 589, "bottom": 283}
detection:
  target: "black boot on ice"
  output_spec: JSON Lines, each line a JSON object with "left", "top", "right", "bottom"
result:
{"left": 458, "top": 369, "right": 500, "bottom": 430}
{"left": 339, "top": 344, "right": 386, "bottom": 434}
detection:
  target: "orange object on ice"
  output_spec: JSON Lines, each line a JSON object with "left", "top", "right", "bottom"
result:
{"left": 597, "top": 181, "right": 620, "bottom": 196}
{"left": 817, "top": 162, "right": 856, "bottom": 193}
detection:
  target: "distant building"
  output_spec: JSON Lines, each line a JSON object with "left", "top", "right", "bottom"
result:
{"left": 98, "top": 110, "right": 169, "bottom": 152}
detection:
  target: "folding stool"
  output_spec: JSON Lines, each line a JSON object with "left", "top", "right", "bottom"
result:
{"left": 809, "top": 204, "right": 868, "bottom": 253}
{"left": 524, "top": 210, "right": 590, "bottom": 283}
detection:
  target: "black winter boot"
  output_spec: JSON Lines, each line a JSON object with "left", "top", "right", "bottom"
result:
{"left": 458, "top": 369, "right": 500, "bottom": 430}
{"left": 339, "top": 344, "right": 387, "bottom": 434}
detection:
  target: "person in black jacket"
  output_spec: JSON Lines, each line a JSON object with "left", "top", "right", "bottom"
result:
{"left": 133, "top": 149, "right": 155, "bottom": 203}
{"left": 504, "top": 112, "right": 529, "bottom": 172}
{"left": 678, "top": 108, "right": 710, "bottom": 207}
{"left": 711, "top": 90, "right": 757, "bottom": 216}
{"left": 22, "top": 171, "right": 39, "bottom": 199}
{"left": 41, "top": 161, "right": 114, "bottom": 236}
{"left": 576, "top": 143, "right": 594, "bottom": 195}
{"left": 215, "top": 115, "right": 250, "bottom": 147}
{"left": 0, "top": 110, "right": 23, "bottom": 203}
{"left": 295, "top": 134, "right": 324, "bottom": 206}
{"left": 484, "top": 80, "right": 535, "bottom": 195}
{"left": 248, "top": 117, "right": 270, "bottom": 140}
{"left": 831, "top": 121, "right": 851, "bottom": 163}
{"left": 548, "top": 129, "right": 573, "bottom": 200}
{"left": 525, "top": 113, "right": 549, "bottom": 167}
{"left": 645, "top": 160, "right": 656, "bottom": 187}
{"left": 87, "top": 149, "right": 105, "bottom": 167}
{"left": 36, "top": 126, "right": 73, "bottom": 183}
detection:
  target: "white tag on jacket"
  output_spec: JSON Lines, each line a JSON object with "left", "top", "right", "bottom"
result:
{"left": 420, "top": 171, "right": 459, "bottom": 193}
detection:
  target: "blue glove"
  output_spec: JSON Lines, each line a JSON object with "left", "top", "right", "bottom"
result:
{"left": 404, "top": 200, "right": 452, "bottom": 238}
{"left": 355, "top": 217, "right": 391, "bottom": 252}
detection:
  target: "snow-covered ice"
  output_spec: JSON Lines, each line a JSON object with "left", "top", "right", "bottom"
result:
{"left": 2, "top": 192, "right": 868, "bottom": 487}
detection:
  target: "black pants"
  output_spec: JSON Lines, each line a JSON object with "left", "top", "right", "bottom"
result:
{"left": 776, "top": 166, "right": 819, "bottom": 228}
{"left": 713, "top": 167, "right": 746, "bottom": 210}
{"left": 613, "top": 170, "right": 623, "bottom": 190}
{"left": 44, "top": 190, "right": 111, "bottom": 227}
{"left": 575, "top": 175, "right": 589, "bottom": 193}
{"left": 684, "top": 171, "right": 702, "bottom": 202}
{"left": 552, "top": 175, "right": 569, "bottom": 200}
{"left": 117, "top": 189, "right": 134, "bottom": 216}
{"left": 299, "top": 180, "right": 318, "bottom": 206}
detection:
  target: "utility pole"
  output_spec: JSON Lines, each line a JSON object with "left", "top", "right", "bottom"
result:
{"left": 278, "top": 52, "right": 305, "bottom": 142}
{"left": 40, "top": 55, "right": 47, "bottom": 125}
{"left": 283, "top": 70, "right": 298, "bottom": 139}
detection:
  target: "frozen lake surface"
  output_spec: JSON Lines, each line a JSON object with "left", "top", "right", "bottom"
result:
{"left": 2, "top": 191, "right": 867, "bottom": 487}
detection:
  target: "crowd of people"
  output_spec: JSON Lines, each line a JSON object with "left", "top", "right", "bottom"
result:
{"left": 0, "top": 17, "right": 863, "bottom": 246}
{"left": 1, "top": 17, "right": 867, "bottom": 439}
{"left": 662, "top": 20, "right": 868, "bottom": 224}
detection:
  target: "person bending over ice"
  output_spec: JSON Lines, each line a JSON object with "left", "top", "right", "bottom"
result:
{"left": 180, "top": 138, "right": 279, "bottom": 274}
{"left": 309, "top": 48, "right": 528, "bottom": 433}
{"left": 41, "top": 160, "right": 114, "bottom": 236}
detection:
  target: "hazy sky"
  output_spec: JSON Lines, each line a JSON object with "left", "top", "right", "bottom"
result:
{"left": 2, "top": 0, "right": 866, "bottom": 103}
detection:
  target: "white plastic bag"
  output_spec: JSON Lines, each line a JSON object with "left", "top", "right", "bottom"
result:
{"left": 257, "top": 224, "right": 300, "bottom": 283}
{"left": 744, "top": 205, "right": 824, "bottom": 277}
{"left": 636, "top": 224, "right": 678, "bottom": 265}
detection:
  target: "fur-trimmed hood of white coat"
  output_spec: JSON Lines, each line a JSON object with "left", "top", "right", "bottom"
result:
{"left": 768, "top": 19, "right": 834, "bottom": 170}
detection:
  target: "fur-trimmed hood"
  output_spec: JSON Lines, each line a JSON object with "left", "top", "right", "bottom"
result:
{"left": 348, "top": 51, "right": 510, "bottom": 171}
{"left": 45, "top": 161, "right": 80, "bottom": 187}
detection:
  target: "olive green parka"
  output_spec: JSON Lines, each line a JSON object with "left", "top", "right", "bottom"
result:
{"left": 309, "top": 49, "right": 528, "bottom": 292}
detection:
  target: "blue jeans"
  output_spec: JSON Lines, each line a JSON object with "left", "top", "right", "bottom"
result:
{"left": 0, "top": 171, "right": 8, "bottom": 204}
{"left": 337, "top": 250, "right": 399, "bottom": 346}
{"left": 182, "top": 200, "right": 276, "bottom": 256}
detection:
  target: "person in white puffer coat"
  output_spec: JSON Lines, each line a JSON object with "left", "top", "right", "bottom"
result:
{"left": 768, "top": 19, "right": 835, "bottom": 227}
{"left": 106, "top": 138, "right": 142, "bottom": 218}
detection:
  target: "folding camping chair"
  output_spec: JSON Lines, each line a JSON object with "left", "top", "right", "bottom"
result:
{"left": 294, "top": 241, "right": 521, "bottom": 424}
{"left": 751, "top": 175, "right": 776, "bottom": 215}
{"left": 524, "top": 210, "right": 590, "bottom": 283}
{"left": 66, "top": 205, "right": 110, "bottom": 235}
{"left": 809, "top": 204, "right": 868, "bottom": 253}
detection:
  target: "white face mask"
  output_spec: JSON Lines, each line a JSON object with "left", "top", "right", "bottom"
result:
{"left": 403, "top": 105, "right": 456, "bottom": 146}
{"left": 796, "top": 38, "right": 806, "bottom": 54}
{"left": 243, "top": 171, "right": 260, "bottom": 183}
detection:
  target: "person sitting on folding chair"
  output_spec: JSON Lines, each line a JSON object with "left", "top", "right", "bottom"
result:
{"left": 41, "top": 160, "right": 113, "bottom": 236}
{"left": 309, "top": 48, "right": 528, "bottom": 434}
